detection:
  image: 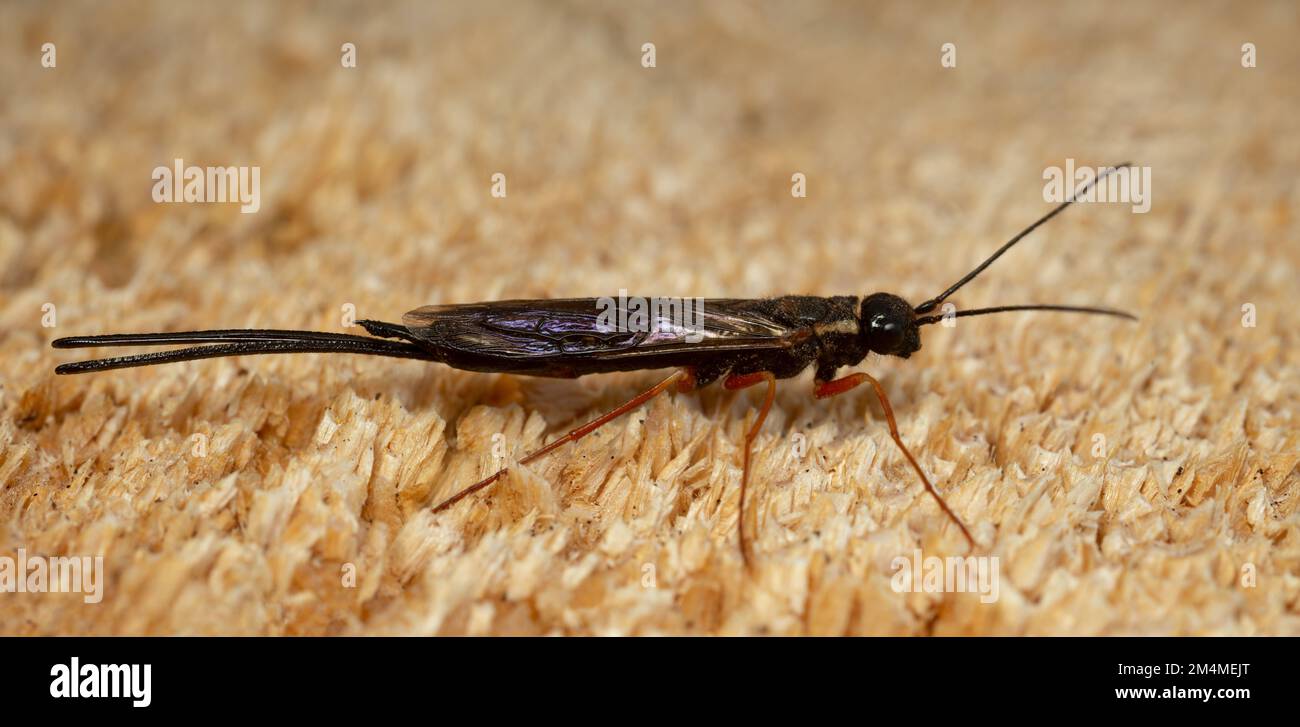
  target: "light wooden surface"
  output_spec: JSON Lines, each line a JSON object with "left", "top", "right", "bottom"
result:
{"left": 1, "top": 1, "right": 1296, "bottom": 634}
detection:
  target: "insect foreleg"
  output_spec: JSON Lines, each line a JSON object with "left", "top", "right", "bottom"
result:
{"left": 817, "top": 372, "right": 976, "bottom": 548}
{"left": 813, "top": 373, "right": 869, "bottom": 399}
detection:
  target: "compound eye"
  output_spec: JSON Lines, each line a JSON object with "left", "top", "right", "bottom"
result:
{"left": 870, "top": 313, "right": 902, "bottom": 347}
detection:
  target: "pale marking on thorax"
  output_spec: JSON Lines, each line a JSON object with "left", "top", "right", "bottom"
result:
{"left": 813, "top": 319, "right": 859, "bottom": 337}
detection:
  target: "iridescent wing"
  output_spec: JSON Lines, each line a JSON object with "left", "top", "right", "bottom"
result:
{"left": 401, "top": 298, "right": 807, "bottom": 361}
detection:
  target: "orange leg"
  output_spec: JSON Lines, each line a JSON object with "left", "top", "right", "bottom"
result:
{"left": 432, "top": 369, "right": 693, "bottom": 514}
{"left": 814, "top": 373, "right": 867, "bottom": 399}
{"left": 815, "top": 373, "right": 976, "bottom": 548}
{"left": 723, "top": 371, "right": 778, "bottom": 568}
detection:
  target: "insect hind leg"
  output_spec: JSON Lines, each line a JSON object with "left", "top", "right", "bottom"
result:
{"left": 431, "top": 369, "right": 693, "bottom": 515}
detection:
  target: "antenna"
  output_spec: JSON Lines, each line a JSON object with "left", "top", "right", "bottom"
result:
{"left": 915, "top": 303, "right": 1136, "bottom": 326}
{"left": 914, "top": 162, "right": 1133, "bottom": 315}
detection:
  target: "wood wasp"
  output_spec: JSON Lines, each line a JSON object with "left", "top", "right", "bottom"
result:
{"left": 53, "top": 164, "right": 1137, "bottom": 565}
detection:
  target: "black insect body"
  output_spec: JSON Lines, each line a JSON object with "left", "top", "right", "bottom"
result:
{"left": 371, "top": 295, "right": 868, "bottom": 385}
{"left": 52, "top": 165, "right": 1136, "bottom": 566}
